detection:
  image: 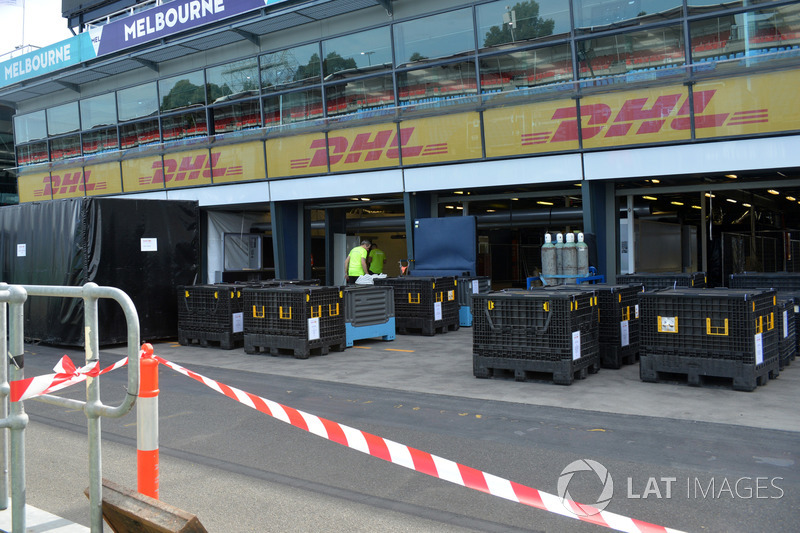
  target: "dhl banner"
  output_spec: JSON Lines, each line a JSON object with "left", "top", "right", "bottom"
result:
{"left": 84, "top": 162, "right": 123, "bottom": 196}
{"left": 266, "top": 133, "right": 325, "bottom": 178}
{"left": 18, "top": 172, "right": 51, "bottom": 203}
{"left": 322, "top": 123, "right": 406, "bottom": 173}
{"left": 398, "top": 113, "right": 482, "bottom": 164}
{"left": 693, "top": 70, "right": 800, "bottom": 139}
{"left": 211, "top": 142, "right": 264, "bottom": 184}
{"left": 50, "top": 167, "right": 87, "bottom": 200}
{"left": 122, "top": 155, "right": 164, "bottom": 192}
{"left": 483, "top": 98, "right": 580, "bottom": 157}
{"left": 161, "top": 149, "right": 215, "bottom": 189}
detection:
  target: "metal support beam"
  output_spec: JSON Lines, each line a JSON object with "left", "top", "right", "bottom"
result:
{"left": 133, "top": 57, "right": 159, "bottom": 72}
{"left": 233, "top": 28, "right": 259, "bottom": 45}
{"left": 55, "top": 80, "right": 80, "bottom": 92}
{"left": 374, "top": 0, "right": 393, "bottom": 16}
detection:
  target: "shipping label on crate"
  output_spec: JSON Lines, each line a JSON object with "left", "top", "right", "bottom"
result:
{"left": 434, "top": 302, "right": 443, "bottom": 321}
{"left": 754, "top": 333, "right": 764, "bottom": 365}
{"left": 308, "top": 317, "right": 320, "bottom": 341}
{"left": 572, "top": 331, "right": 581, "bottom": 360}
{"left": 635, "top": 304, "right": 639, "bottom": 319}
{"left": 472, "top": 280, "right": 479, "bottom": 294}
{"left": 783, "top": 311, "right": 789, "bottom": 339}
{"left": 659, "top": 316, "right": 677, "bottom": 333}
{"left": 232, "top": 312, "right": 244, "bottom": 334}
{"left": 620, "top": 320, "right": 630, "bottom": 347}
{"left": 448, "top": 290, "right": 455, "bottom": 301}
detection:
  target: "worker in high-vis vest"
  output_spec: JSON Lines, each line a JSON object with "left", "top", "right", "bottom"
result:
{"left": 344, "top": 239, "right": 371, "bottom": 283}
{"left": 368, "top": 243, "right": 386, "bottom": 274}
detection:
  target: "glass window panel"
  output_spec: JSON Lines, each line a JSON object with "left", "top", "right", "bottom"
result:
{"left": 206, "top": 58, "right": 260, "bottom": 103}
{"left": 477, "top": 0, "right": 571, "bottom": 49}
{"left": 263, "top": 88, "right": 323, "bottom": 125}
{"left": 397, "top": 61, "right": 477, "bottom": 106}
{"left": 81, "top": 93, "right": 117, "bottom": 129}
{"left": 14, "top": 110, "right": 47, "bottom": 143}
{"left": 50, "top": 134, "right": 81, "bottom": 161}
{"left": 322, "top": 27, "right": 392, "bottom": 78}
{"left": 47, "top": 102, "right": 80, "bottom": 136}
{"left": 260, "top": 43, "right": 321, "bottom": 90}
{"left": 162, "top": 110, "right": 208, "bottom": 143}
{"left": 394, "top": 8, "right": 475, "bottom": 66}
{"left": 119, "top": 119, "right": 160, "bottom": 149}
{"left": 325, "top": 74, "right": 395, "bottom": 117}
{"left": 211, "top": 101, "right": 261, "bottom": 134}
{"left": 690, "top": 4, "right": 800, "bottom": 68}
{"left": 117, "top": 82, "right": 158, "bottom": 121}
{"left": 480, "top": 44, "right": 573, "bottom": 93}
{"left": 687, "top": 0, "right": 779, "bottom": 16}
{"left": 82, "top": 127, "right": 118, "bottom": 156}
{"left": 573, "top": 0, "right": 683, "bottom": 33}
{"left": 16, "top": 141, "right": 48, "bottom": 166}
{"left": 577, "top": 24, "right": 685, "bottom": 79}
{"left": 159, "top": 70, "right": 205, "bottom": 112}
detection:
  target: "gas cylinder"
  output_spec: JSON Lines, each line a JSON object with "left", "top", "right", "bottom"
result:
{"left": 563, "top": 232, "right": 577, "bottom": 284}
{"left": 541, "top": 233, "right": 557, "bottom": 285}
{"left": 554, "top": 233, "right": 564, "bottom": 286}
{"left": 576, "top": 232, "right": 589, "bottom": 279}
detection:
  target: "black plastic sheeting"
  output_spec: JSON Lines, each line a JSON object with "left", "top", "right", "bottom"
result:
{"left": 410, "top": 216, "right": 477, "bottom": 277}
{"left": 0, "top": 198, "right": 199, "bottom": 346}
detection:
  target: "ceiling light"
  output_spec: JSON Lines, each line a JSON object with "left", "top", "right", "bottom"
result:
{"left": 725, "top": 174, "right": 737, "bottom": 179}
{"left": 456, "top": 206, "right": 463, "bottom": 210}
{"left": 691, "top": 205, "right": 701, "bottom": 209}
{"left": 742, "top": 203, "right": 751, "bottom": 207}
{"left": 486, "top": 209, "right": 496, "bottom": 213}
{"left": 651, "top": 179, "right": 660, "bottom": 184}
{"left": 537, "top": 201, "right": 554, "bottom": 206}
{"left": 511, "top": 197, "right": 519, "bottom": 201}
{"left": 445, "top": 205, "right": 454, "bottom": 209}
{"left": 787, "top": 196, "right": 796, "bottom": 201}
{"left": 454, "top": 191, "right": 464, "bottom": 195}
{"left": 670, "top": 201, "right": 684, "bottom": 206}
{"left": 726, "top": 198, "right": 737, "bottom": 203}
{"left": 778, "top": 171, "right": 787, "bottom": 177}
{"left": 574, "top": 183, "right": 582, "bottom": 187}
{"left": 360, "top": 197, "right": 371, "bottom": 201}
{"left": 768, "top": 189, "right": 780, "bottom": 195}
{"left": 642, "top": 196, "right": 658, "bottom": 201}
{"left": 705, "top": 193, "right": 715, "bottom": 198}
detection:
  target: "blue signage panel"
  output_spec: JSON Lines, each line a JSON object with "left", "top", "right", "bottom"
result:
{"left": 1, "top": 33, "right": 93, "bottom": 87}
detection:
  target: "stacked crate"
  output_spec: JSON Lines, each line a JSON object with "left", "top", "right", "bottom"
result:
{"left": 617, "top": 272, "right": 706, "bottom": 291}
{"left": 342, "top": 285, "right": 396, "bottom": 347}
{"left": 243, "top": 285, "right": 345, "bottom": 358}
{"left": 177, "top": 284, "right": 245, "bottom": 349}
{"left": 777, "top": 296, "right": 797, "bottom": 369}
{"left": 373, "top": 277, "right": 459, "bottom": 335}
{"left": 729, "top": 272, "right": 800, "bottom": 291}
{"left": 639, "top": 288, "right": 780, "bottom": 391}
{"left": 779, "top": 291, "right": 800, "bottom": 359}
{"left": 457, "top": 276, "right": 492, "bottom": 326}
{"left": 472, "top": 289, "right": 599, "bottom": 385}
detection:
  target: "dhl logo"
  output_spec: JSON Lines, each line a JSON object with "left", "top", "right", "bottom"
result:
{"left": 34, "top": 170, "right": 108, "bottom": 197}
{"left": 522, "top": 90, "right": 768, "bottom": 145}
{"left": 290, "top": 127, "right": 448, "bottom": 169}
{"left": 140, "top": 153, "right": 243, "bottom": 185}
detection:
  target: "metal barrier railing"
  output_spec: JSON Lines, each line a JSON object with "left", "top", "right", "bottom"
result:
{"left": 0, "top": 282, "right": 141, "bottom": 533}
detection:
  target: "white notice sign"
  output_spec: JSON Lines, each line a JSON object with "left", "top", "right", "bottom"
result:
{"left": 572, "top": 330, "right": 581, "bottom": 360}
{"left": 308, "top": 317, "right": 320, "bottom": 340}
{"left": 635, "top": 304, "right": 640, "bottom": 319}
{"left": 16, "top": 244, "right": 26, "bottom": 257}
{"left": 783, "top": 310, "right": 789, "bottom": 339}
{"left": 434, "top": 301, "right": 442, "bottom": 321}
{"left": 754, "top": 333, "right": 763, "bottom": 365}
{"left": 232, "top": 312, "right": 243, "bottom": 333}
{"left": 472, "top": 280, "right": 479, "bottom": 294}
{"left": 620, "top": 320, "right": 630, "bottom": 347}
{"left": 141, "top": 238, "right": 157, "bottom": 252}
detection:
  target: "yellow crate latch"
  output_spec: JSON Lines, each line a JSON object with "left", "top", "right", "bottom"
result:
{"left": 706, "top": 318, "right": 729, "bottom": 336}
{"left": 280, "top": 306, "right": 292, "bottom": 320}
{"left": 252, "top": 306, "right": 265, "bottom": 319}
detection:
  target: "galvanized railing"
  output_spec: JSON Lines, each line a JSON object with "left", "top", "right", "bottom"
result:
{"left": 0, "top": 282, "right": 141, "bottom": 533}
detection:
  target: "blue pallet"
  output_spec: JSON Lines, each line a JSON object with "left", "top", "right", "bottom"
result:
{"left": 345, "top": 318, "right": 396, "bottom": 347}
{"left": 459, "top": 306, "right": 473, "bottom": 327}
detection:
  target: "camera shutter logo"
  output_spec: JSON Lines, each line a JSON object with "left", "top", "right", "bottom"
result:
{"left": 557, "top": 459, "right": 614, "bottom": 516}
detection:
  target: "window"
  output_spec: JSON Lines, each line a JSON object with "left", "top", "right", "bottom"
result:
{"left": 82, "top": 127, "right": 118, "bottom": 156}
{"left": 480, "top": 44, "right": 573, "bottom": 93}
{"left": 397, "top": 61, "right": 477, "bottom": 105}
{"left": 119, "top": 119, "right": 160, "bottom": 149}
{"left": 572, "top": 0, "right": 683, "bottom": 33}
{"left": 161, "top": 110, "right": 208, "bottom": 142}
{"left": 477, "top": 0, "right": 571, "bottom": 49}
{"left": 325, "top": 74, "right": 395, "bottom": 117}
{"left": 687, "top": 0, "right": 779, "bottom": 16}
{"left": 263, "top": 88, "right": 323, "bottom": 125}
{"left": 394, "top": 8, "right": 475, "bottom": 66}
{"left": 322, "top": 27, "right": 393, "bottom": 79}
{"left": 159, "top": 71, "right": 205, "bottom": 112}
{"left": 117, "top": 82, "right": 158, "bottom": 121}
{"left": 211, "top": 100, "right": 261, "bottom": 134}
{"left": 16, "top": 141, "right": 48, "bottom": 166}
{"left": 14, "top": 110, "right": 47, "bottom": 144}
{"left": 206, "top": 58, "right": 259, "bottom": 103}
{"left": 80, "top": 93, "right": 117, "bottom": 129}
{"left": 47, "top": 102, "right": 80, "bottom": 136}
{"left": 50, "top": 134, "right": 81, "bottom": 161}
{"left": 260, "top": 43, "right": 321, "bottom": 90}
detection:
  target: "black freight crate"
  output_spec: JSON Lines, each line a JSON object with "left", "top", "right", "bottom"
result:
{"left": 729, "top": 272, "right": 800, "bottom": 291}
{"left": 342, "top": 285, "right": 396, "bottom": 347}
{"left": 617, "top": 272, "right": 706, "bottom": 291}
{"left": 242, "top": 285, "right": 345, "bottom": 358}
{"left": 547, "top": 284, "right": 644, "bottom": 369}
{"left": 373, "top": 277, "right": 459, "bottom": 335}
{"left": 777, "top": 296, "right": 797, "bottom": 369}
{"left": 639, "top": 288, "right": 780, "bottom": 391}
{"left": 472, "top": 289, "right": 599, "bottom": 385}
{"left": 457, "top": 276, "right": 492, "bottom": 326}
{"left": 778, "top": 290, "right": 800, "bottom": 356}
{"left": 177, "top": 284, "right": 245, "bottom": 349}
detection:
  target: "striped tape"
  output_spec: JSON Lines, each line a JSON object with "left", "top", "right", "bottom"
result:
{"left": 10, "top": 355, "right": 129, "bottom": 402}
{"left": 154, "top": 355, "right": 684, "bottom": 533}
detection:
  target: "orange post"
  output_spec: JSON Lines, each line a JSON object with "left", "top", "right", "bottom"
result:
{"left": 137, "top": 343, "right": 159, "bottom": 499}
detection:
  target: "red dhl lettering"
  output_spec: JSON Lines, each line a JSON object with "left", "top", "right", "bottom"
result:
{"left": 291, "top": 127, "right": 443, "bottom": 169}
{"left": 140, "top": 153, "right": 243, "bottom": 185}
{"left": 37, "top": 170, "right": 108, "bottom": 196}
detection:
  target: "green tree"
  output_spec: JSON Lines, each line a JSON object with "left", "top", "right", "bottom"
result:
{"left": 161, "top": 79, "right": 205, "bottom": 111}
{"left": 322, "top": 51, "right": 358, "bottom": 76}
{"left": 483, "top": 1, "right": 555, "bottom": 47}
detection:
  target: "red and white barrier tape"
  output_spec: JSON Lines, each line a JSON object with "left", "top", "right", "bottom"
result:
{"left": 10, "top": 355, "right": 129, "bottom": 402}
{"left": 153, "top": 355, "right": 684, "bottom": 533}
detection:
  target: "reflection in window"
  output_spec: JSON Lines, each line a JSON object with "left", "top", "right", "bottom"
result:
{"left": 47, "top": 102, "right": 80, "bottom": 136}
{"left": 325, "top": 74, "right": 394, "bottom": 117}
{"left": 207, "top": 58, "right": 259, "bottom": 103}
{"left": 50, "top": 134, "right": 81, "bottom": 161}
{"left": 82, "top": 127, "right": 119, "bottom": 156}
{"left": 263, "top": 89, "right": 323, "bottom": 125}
{"left": 397, "top": 61, "right": 477, "bottom": 105}
{"left": 480, "top": 44, "right": 572, "bottom": 93}
{"left": 260, "top": 43, "right": 321, "bottom": 90}
{"left": 687, "top": 0, "right": 778, "bottom": 16}
{"left": 162, "top": 110, "right": 208, "bottom": 142}
{"left": 322, "top": 27, "right": 392, "bottom": 78}
{"left": 477, "top": 0, "right": 570, "bottom": 48}
{"left": 211, "top": 101, "right": 261, "bottom": 134}
{"left": 81, "top": 93, "right": 117, "bottom": 129}
{"left": 117, "top": 83, "right": 158, "bottom": 121}
{"left": 119, "top": 119, "right": 160, "bottom": 149}
{"left": 573, "top": 0, "right": 682, "bottom": 33}
{"left": 159, "top": 71, "right": 205, "bottom": 112}
{"left": 394, "top": 8, "right": 474, "bottom": 66}
{"left": 577, "top": 24, "right": 685, "bottom": 79}
{"left": 14, "top": 110, "right": 47, "bottom": 144}
{"left": 16, "top": 141, "right": 48, "bottom": 166}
